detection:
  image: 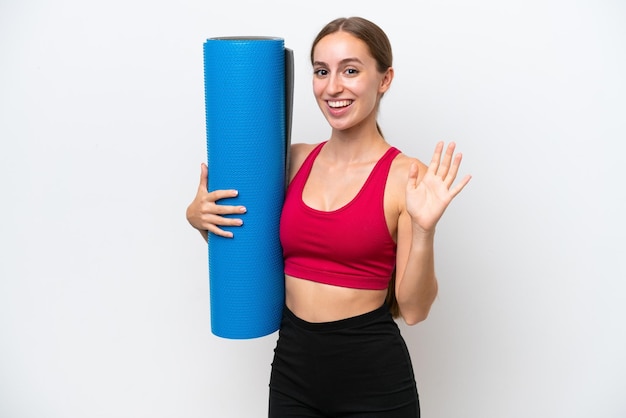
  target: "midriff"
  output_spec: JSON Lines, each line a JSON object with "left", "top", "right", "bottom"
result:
{"left": 285, "top": 274, "right": 388, "bottom": 323}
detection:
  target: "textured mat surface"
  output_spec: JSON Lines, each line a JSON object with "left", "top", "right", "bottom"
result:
{"left": 203, "top": 37, "right": 290, "bottom": 339}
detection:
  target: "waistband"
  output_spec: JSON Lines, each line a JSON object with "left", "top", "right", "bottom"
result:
{"left": 283, "top": 303, "right": 391, "bottom": 332}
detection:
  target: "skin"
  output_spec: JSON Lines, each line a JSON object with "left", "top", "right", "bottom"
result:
{"left": 186, "top": 30, "right": 471, "bottom": 325}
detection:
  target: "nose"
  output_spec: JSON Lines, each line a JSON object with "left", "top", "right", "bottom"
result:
{"left": 326, "top": 72, "right": 343, "bottom": 95}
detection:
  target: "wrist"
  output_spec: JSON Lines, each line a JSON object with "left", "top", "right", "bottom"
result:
{"left": 411, "top": 225, "right": 435, "bottom": 244}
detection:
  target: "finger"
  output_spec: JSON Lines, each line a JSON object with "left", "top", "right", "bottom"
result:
{"left": 204, "top": 212, "right": 245, "bottom": 238}
{"left": 449, "top": 174, "right": 472, "bottom": 198}
{"left": 444, "top": 152, "right": 463, "bottom": 188}
{"left": 206, "top": 224, "right": 235, "bottom": 239}
{"left": 407, "top": 162, "right": 419, "bottom": 189}
{"left": 205, "top": 201, "right": 247, "bottom": 216}
{"left": 438, "top": 142, "right": 456, "bottom": 178}
{"left": 208, "top": 189, "right": 242, "bottom": 206}
{"left": 428, "top": 141, "right": 444, "bottom": 174}
{"left": 197, "top": 163, "right": 208, "bottom": 193}
{"left": 203, "top": 212, "right": 245, "bottom": 227}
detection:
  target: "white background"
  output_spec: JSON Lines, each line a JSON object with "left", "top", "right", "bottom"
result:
{"left": 1, "top": 0, "right": 625, "bottom": 417}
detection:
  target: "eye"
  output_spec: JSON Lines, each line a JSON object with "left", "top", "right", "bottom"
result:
{"left": 344, "top": 68, "right": 359, "bottom": 76}
{"left": 314, "top": 68, "right": 328, "bottom": 77}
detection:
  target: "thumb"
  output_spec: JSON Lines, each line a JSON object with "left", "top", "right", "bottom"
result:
{"left": 407, "top": 162, "right": 419, "bottom": 189}
{"left": 198, "top": 163, "right": 208, "bottom": 192}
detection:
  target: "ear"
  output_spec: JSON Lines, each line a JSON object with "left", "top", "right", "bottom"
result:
{"left": 379, "top": 67, "right": 394, "bottom": 94}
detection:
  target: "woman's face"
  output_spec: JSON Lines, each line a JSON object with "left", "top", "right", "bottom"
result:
{"left": 312, "top": 31, "right": 392, "bottom": 133}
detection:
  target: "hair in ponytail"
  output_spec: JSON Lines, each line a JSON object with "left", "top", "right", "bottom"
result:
{"left": 385, "top": 268, "right": 400, "bottom": 318}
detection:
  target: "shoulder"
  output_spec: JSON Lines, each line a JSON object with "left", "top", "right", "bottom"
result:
{"left": 389, "top": 151, "right": 428, "bottom": 185}
{"left": 385, "top": 151, "right": 428, "bottom": 213}
{"left": 290, "top": 142, "right": 318, "bottom": 163}
{"left": 288, "top": 142, "right": 320, "bottom": 182}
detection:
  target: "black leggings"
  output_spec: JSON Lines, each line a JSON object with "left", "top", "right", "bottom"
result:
{"left": 269, "top": 304, "right": 420, "bottom": 417}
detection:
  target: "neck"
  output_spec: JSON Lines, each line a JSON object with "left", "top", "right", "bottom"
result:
{"left": 324, "top": 132, "right": 388, "bottom": 164}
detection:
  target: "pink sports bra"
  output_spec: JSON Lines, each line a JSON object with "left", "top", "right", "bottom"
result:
{"left": 279, "top": 142, "right": 400, "bottom": 290}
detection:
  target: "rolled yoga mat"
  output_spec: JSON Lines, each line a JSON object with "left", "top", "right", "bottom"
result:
{"left": 203, "top": 37, "right": 293, "bottom": 339}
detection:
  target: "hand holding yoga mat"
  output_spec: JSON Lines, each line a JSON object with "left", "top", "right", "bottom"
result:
{"left": 203, "top": 37, "right": 293, "bottom": 339}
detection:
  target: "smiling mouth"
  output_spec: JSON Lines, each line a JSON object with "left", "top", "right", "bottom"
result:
{"left": 328, "top": 100, "right": 353, "bottom": 108}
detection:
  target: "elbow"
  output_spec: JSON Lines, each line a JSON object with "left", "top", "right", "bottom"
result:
{"left": 401, "top": 308, "right": 430, "bottom": 326}
{"left": 397, "top": 292, "right": 436, "bottom": 326}
{"left": 395, "top": 277, "right": 438, "bottom": 325}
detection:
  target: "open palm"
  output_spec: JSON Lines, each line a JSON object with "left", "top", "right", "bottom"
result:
{"left": 406, "top": 142, "right": 471, "bottom": 233}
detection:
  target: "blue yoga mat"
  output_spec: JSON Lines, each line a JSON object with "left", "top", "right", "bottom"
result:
{"left": 203, "top": 37, "right": 292, "bottom": 339}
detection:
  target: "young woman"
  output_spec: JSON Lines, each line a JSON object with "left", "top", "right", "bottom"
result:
{"left": 186, "top": 16, "right": 471, "bottom": 418}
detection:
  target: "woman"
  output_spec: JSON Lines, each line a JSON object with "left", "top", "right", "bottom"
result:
{"left": 187, "top": 16, "right": 471, "bottom": 417}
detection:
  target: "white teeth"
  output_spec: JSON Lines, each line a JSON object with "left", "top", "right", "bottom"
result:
{"left": 328, "top": 100, "right": 352, "bottom": 108}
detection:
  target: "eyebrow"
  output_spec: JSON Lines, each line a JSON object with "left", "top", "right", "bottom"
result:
{"left": 313, "top": 57, "right": 364, "bottom": 67}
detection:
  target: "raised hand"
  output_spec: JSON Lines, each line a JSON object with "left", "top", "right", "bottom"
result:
{"left": 406, "top": 142, "right": 471, "bottom": 234}
{"left": 185, "top": 163, "right": 247, "bottom": 238}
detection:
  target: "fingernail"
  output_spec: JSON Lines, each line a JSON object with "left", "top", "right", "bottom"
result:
{"left": 239, "top": 206, "right": 247, "bottom": 213}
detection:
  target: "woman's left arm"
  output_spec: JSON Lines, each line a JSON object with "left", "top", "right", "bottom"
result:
{"left": 394, "top": 142, "right": 471, "bottom": 325}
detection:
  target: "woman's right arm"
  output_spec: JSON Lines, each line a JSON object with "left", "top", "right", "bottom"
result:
{"left": 185, "top": 163, "right": 247, "bottom": 241}
{"left": 188, "top": 143, "right": 311, "bottom": 242}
